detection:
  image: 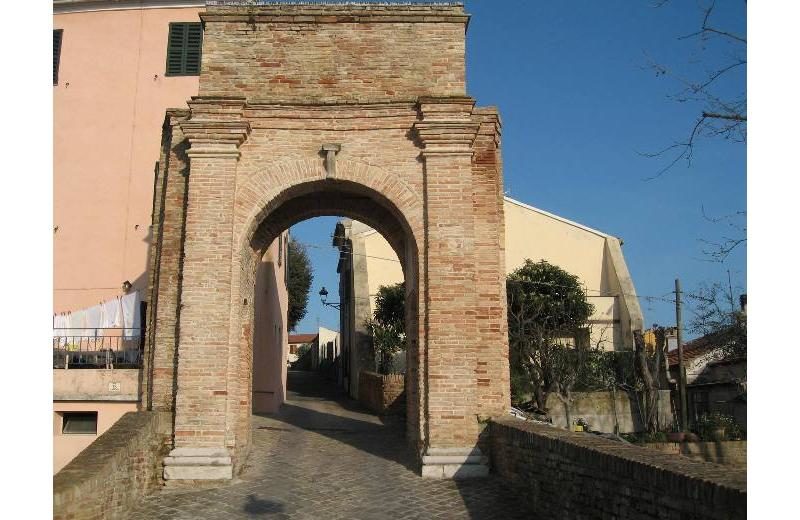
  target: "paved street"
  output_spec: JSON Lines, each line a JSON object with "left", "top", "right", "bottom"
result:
{"left": 128, "top": 370, "right": 533, "bottom": 520}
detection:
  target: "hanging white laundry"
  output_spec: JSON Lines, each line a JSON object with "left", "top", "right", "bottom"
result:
{"left": 102, "top": 297, "right": 123, "bottom": 329}
{"left": 54, "top": 314, "right": 64, "bottom": 347}
{"left": 121, "top": 291, "right": 141, "bottom": 338}
{"left": 69, "top": 310, "right": 87, "bottom": 349}
{"left": 85, "top": 304, "right": 103, "bottom": 333}
{"left": 59, "top": 314, "right": 69, "bottom": 345}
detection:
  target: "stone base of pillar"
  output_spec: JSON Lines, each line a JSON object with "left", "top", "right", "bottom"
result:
{"left": 420, "top": 447, "right": 489, "bottom": 479}
{"left": 163, "top": 447, "right": 233, "bottom": 480}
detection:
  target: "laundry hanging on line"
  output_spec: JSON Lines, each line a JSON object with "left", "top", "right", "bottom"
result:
{"left": 53, "top": 291, "right": 142, "bottom": 339}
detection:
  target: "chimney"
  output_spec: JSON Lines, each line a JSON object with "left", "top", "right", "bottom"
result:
{"left": 739, "top": 294, "right": 747, "bottom": 313}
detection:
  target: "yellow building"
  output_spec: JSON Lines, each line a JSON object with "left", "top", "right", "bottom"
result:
{"left": 335, "top": 196, "right": 644, "bottom": 398}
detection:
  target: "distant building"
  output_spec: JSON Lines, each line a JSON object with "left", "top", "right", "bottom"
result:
{"left": 334, "top": 196, "right": 644, "bottom": 399}
{"left": 288, "top": 333, "right": 318, "bottom": 364}
{"left": 313, "top": 327, "right": 341, "bottom": 370}
{"left": 667, "top": 332, "right": 747, "bottom": 431}
{"left": 666, "top": 294, "right": 746, "bottom": 430}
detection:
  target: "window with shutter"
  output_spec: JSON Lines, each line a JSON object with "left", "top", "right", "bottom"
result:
{"left": 54, "top": 29, "right": 63, "bottom": 85}
{"left": 166, "top": 22, "right": 203, "bottom": 76}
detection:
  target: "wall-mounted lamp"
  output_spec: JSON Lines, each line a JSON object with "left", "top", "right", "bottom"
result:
{"left": 319, "top": 286, "right": 341, "bottom": 310}
{"left": 122, "top": 280, "right": 133, "bottom": 293}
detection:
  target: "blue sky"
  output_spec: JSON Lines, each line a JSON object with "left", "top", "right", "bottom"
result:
{"left": 291, "top": 0, "right": 746, "bottom": 338}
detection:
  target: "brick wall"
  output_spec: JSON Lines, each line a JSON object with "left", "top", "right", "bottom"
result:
{"left": 199, "top": 4, "right": 468, "bottom": 102}
{"left": 490, "top": 418, "right": 746, "bottom": 520}
{"left": 358, "top": 371, "right": 406, "bottom": 415}
{"left": 645, "top": 441, "right": 747, "bottom": 469}
{"left": 53, "top": 411, "right": 171, "bottom": 520}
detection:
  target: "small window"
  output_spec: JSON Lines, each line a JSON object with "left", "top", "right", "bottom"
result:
{"left": 62, "top": 412, "right": 98, "bottom": 435}
{"left": 54, "top": 29, "right": 63, "bottom": 85}
{"left": 165, "top": 22, "right": 203, "bottom": 76}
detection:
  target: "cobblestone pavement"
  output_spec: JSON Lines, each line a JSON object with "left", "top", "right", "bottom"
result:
{"left": 128, "top": 370, "right": 534, "bottom": 519}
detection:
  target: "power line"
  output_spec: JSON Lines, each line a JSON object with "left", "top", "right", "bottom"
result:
{"left": 294, "top": 238, "right": 684, "bottom": 304}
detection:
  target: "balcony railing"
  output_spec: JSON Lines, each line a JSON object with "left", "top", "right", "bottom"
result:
{"left": 53, "top": 328, "right": 144, "bottom": 369}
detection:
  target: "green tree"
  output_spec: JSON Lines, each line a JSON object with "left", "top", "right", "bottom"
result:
{"left": 365, "top": 282, "right": 405, "bottom": 374}
{"left": 506, "top": 260, "right": 594, "bottom": 421}
{"left": 287, "top": 239, "right": 313, "bottom": 332}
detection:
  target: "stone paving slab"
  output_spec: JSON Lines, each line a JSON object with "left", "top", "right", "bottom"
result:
{"left": 127, "top": 371, "right": 535, "bottom": 519}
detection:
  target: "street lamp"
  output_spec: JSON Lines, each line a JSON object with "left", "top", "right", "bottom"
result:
{"left": 319, "top": 286, "right": 341, "bottom": 310}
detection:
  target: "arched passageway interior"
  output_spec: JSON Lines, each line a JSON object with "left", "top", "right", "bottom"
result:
{"left": 244, "top": 187, "right": 418, "bottom": 449}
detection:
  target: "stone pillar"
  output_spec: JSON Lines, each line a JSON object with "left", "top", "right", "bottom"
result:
{"left": 163, "top": 98, "right": 250, "bottom": 481}
{"left": 414, "top": 97, "right": 491, "bottom": 478}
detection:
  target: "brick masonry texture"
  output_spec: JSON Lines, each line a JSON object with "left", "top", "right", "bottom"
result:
{"left": 490, "top": 418, "right": 747, "bottom": 520}
{"left": 53, "top": 411, "right": 171, "bottom": 520}
{"left": 358, "top": 371, "right": 406, "bottom": 415}
{"left": 146, "top": 1, "right": 510, "bottom": 473}
{"left": 199, "top": 4, "right": 468, "bottom": 102}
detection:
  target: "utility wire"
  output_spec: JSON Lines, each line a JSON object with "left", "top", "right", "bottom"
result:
{"left": 294, "top": 238, "right": 682, "bottom": 305}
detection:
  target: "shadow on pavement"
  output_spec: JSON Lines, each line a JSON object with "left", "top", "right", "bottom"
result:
{"left": 243, "top": 493, "right": 285, "bottom": 517}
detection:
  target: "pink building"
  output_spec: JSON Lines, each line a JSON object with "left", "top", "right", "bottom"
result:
{"left": 53, "top": 0, "right": 289, "bottom": 472}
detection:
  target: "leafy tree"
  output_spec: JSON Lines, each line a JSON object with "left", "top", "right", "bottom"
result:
{"left": 365, "top": 282, "right": 405, "bottom": 374}
{"left": 506, "top": 260, "right": 594, "bottom": 421}
{"left": 287, "top": 239, "right": 313, "bottom": 332}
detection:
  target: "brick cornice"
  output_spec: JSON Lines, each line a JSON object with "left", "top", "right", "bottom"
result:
{"left": 200, "top": 3, "right": 469, "bottom": 24}
{"left": 180, "top": 120, "right": 251, "bottom": 159}
{"left": 414, "top": 96, "right": 479, "bottom": 154}
{"left": 413, "top": 120, "right": 479, "bottom": 155}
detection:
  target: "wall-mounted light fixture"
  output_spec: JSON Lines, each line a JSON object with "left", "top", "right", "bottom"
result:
{"left": 319, "top": 286, "right": 341, "bottom": 310}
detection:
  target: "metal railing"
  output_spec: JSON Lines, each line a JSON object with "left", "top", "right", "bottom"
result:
{"left": 53, "top": 328, "right": 144, "bottom": 369}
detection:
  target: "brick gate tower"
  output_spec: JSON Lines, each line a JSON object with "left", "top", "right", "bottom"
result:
{"left": 145, "top": 1, "right": 509, "bottom": 480}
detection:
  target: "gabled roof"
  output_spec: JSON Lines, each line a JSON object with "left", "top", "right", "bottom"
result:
{"left": 288, "top": 333, "right": 318, "bottom": 344}
{"left": 667, "top": 331, "right": 726, "bottom": 366}
{"left": 503, "top": 196, "right": 612, "bottom": 239}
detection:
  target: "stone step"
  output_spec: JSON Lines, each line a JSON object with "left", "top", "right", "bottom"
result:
{"left": 425, "top": 447, "right": 483, "bottom": 457}
{"left": 422, "top": 463, "right": 489, "bottom": 479}
{"left": 163, "top": 465, "right": 232, "bottom": 480}
{"left": 421, "top": 455, "right": 487, "bottom": 465}
{"left": 168, "top": 447, "right": 229, "bottom": 458}
{"left": 163, "top": 456, "right": 232, "bottom": 466}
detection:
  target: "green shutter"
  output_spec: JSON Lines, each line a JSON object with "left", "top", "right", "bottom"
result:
{"left": 166, "top": 22, "right": 202, "bottom": 76}
{"left": 53, "top": 29, "right": 63, "bottom": 85}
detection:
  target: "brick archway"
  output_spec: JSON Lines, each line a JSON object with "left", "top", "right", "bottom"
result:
{"left": 144, "top": 2, "right": 509, "bottom": 481}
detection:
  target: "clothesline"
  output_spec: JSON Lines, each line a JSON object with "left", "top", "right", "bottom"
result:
{"left": 53, "top": 291, "right": 142, "bottom": 341}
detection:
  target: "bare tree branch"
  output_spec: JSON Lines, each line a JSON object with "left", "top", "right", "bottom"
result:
{"left": 643, "top": 0, "right": 746, "bottom": 176}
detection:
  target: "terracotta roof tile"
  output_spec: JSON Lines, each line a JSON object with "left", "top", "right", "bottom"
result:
{"left": 288, "top": 333, "right": 318, "bottom": 344}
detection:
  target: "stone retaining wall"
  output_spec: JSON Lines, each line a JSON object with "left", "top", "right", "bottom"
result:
{"left": 645, "top": 441, "right": 746, "bottom": 468}
{"left": 358, "top": 371, "right": 406, "bottom": 416}
{"left": 54, "top": 411, "right": 171, "bottom": 520}
{"left": 490, "top": 418, "right": 746, "bottom": 520}
{"left": 544, "top": 389, "right": 673, "bottom": 433}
